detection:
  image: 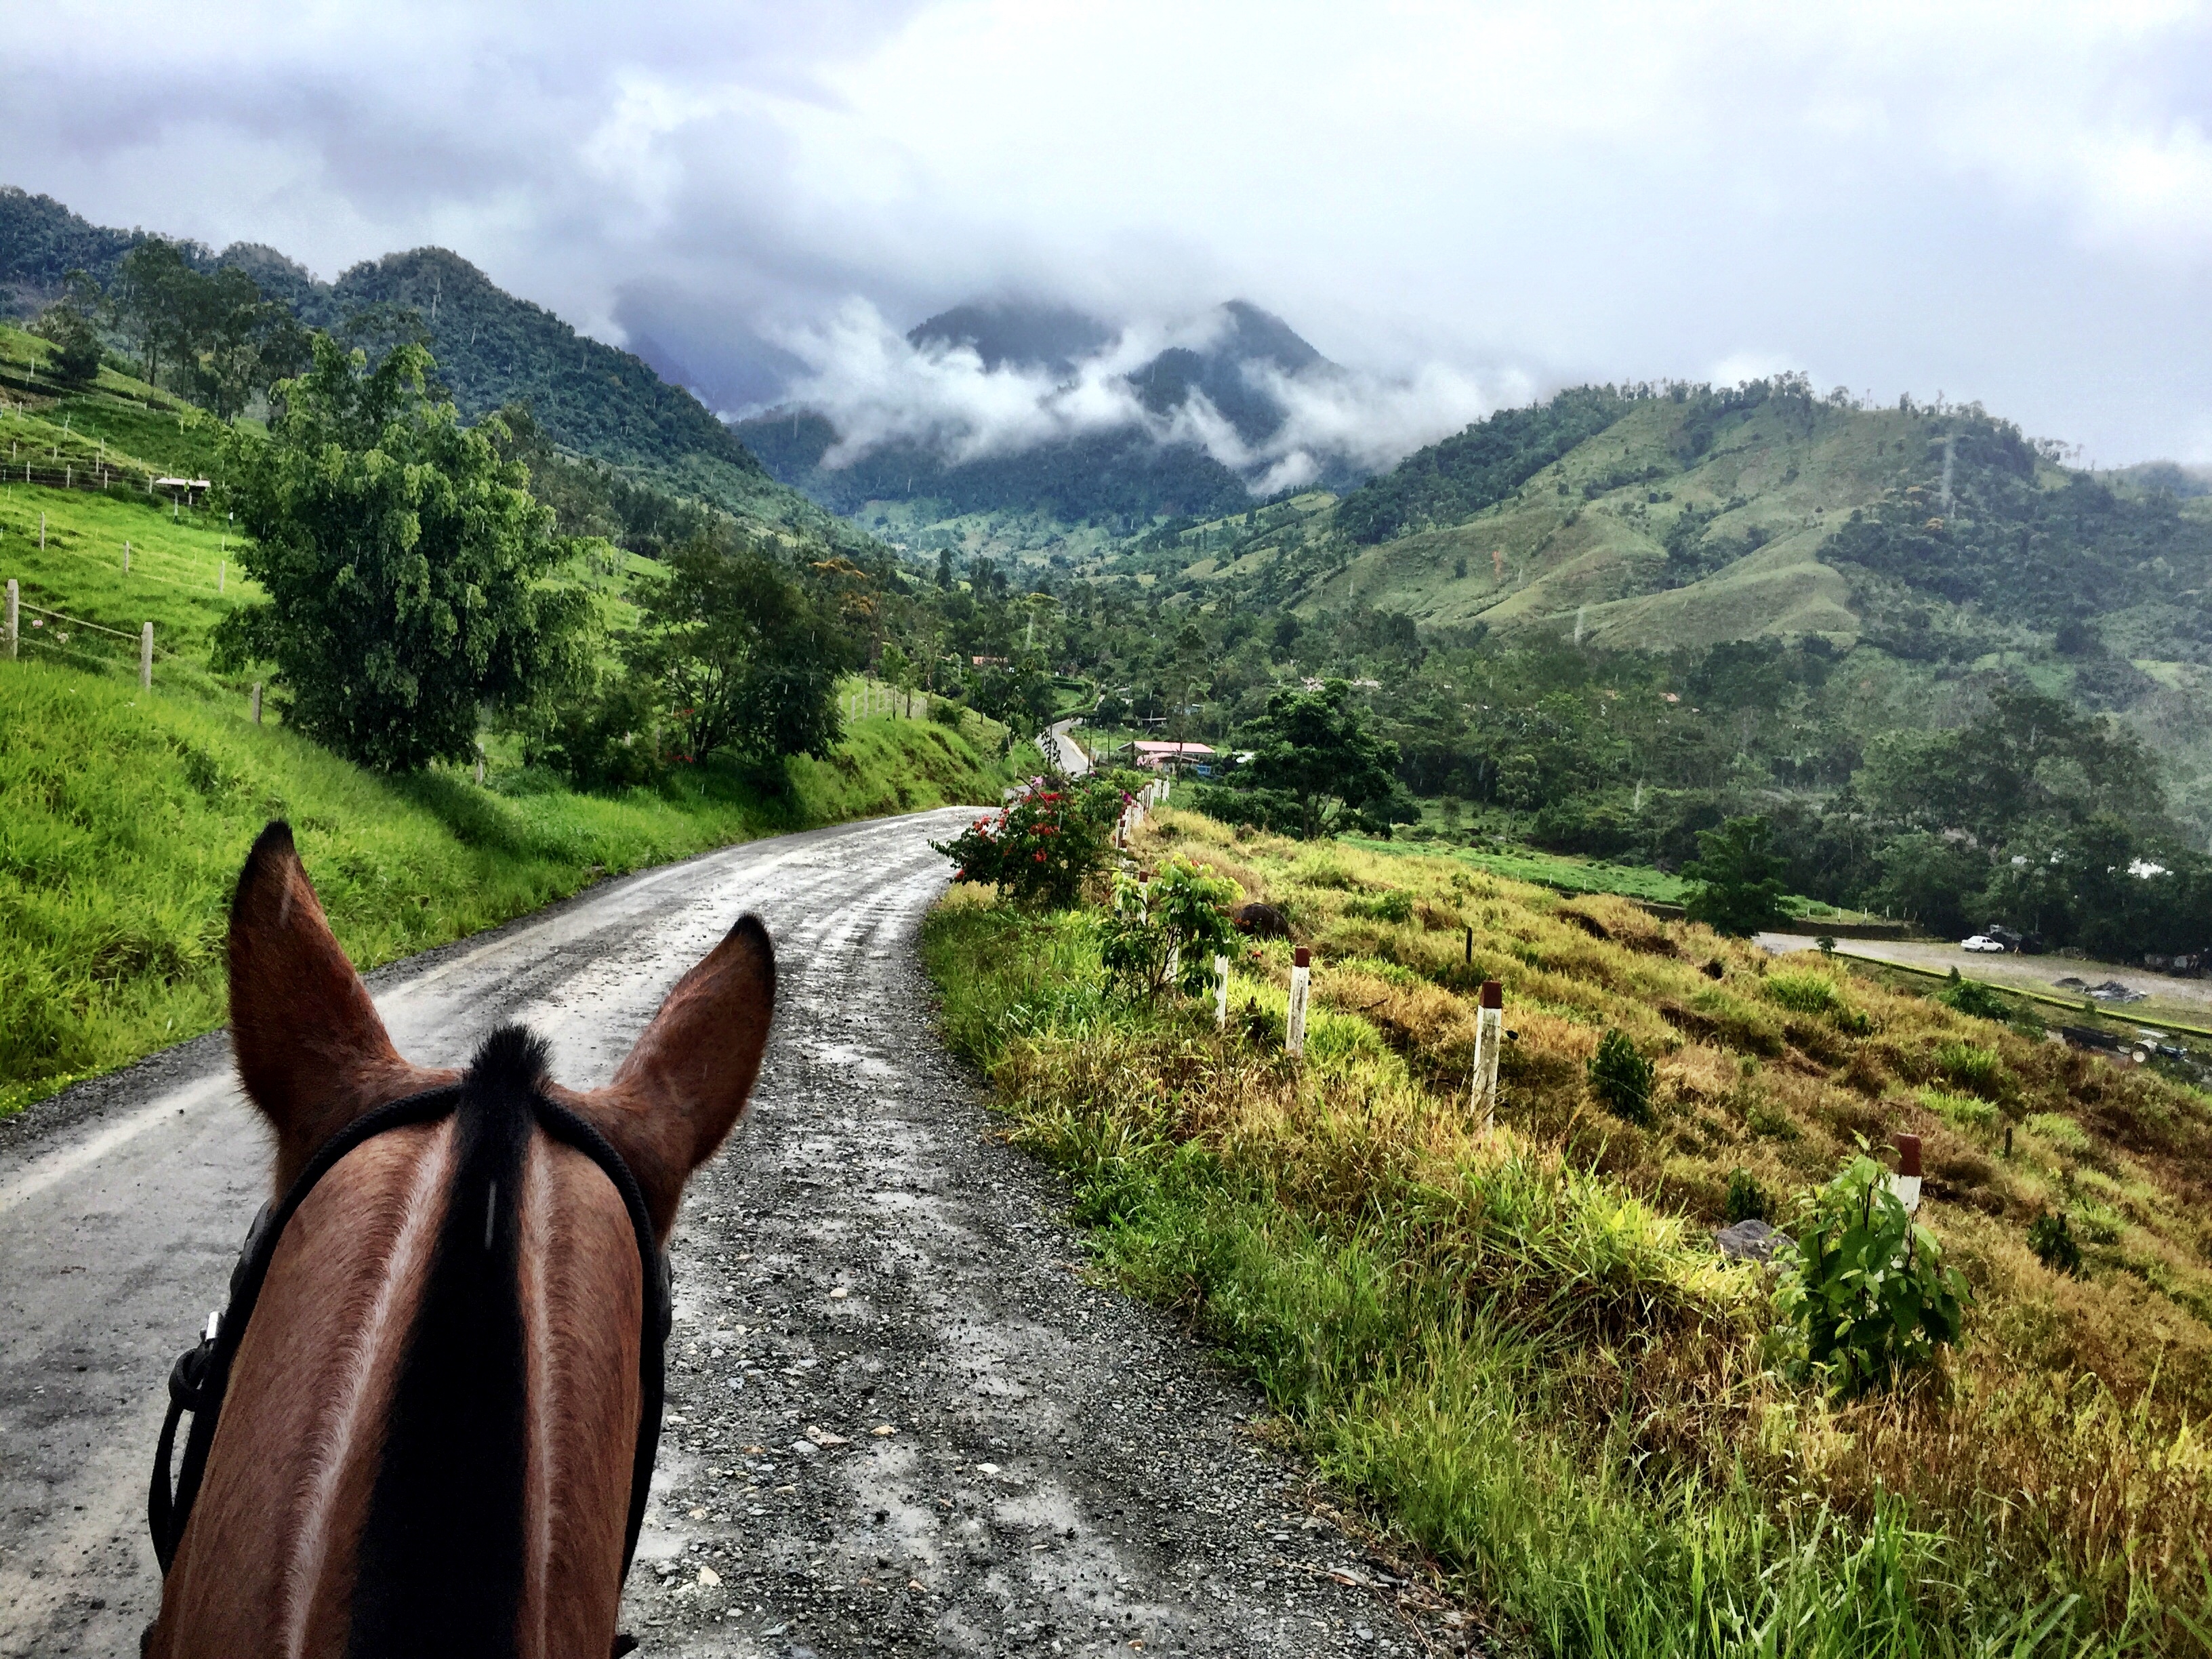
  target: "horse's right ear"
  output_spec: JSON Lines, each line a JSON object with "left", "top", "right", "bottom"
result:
{"left": 228, "top": 822, "right": 446, "bottom": 1188}
{"left": 567, "top": 914, "right": 776, "bottom": 1239}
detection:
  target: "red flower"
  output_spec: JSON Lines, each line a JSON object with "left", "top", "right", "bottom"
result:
{"left": 1033, "top": 851, "right": 1046, "bottom": 861}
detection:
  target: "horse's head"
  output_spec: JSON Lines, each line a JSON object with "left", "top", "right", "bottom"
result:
{"left": 148, "top": 822, "right": 775, "bottom": 1659}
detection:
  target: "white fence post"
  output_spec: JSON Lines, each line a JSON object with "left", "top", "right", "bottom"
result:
{"left": 140, "top": 621, "right": 152, "bottom": 689}
{"left": 123, "top": 539, "right": 131, "bottom": 574}
{"left": 1891, "top": 1134, "right": 1923, "bottom": 1216}
{"left": 4, "top": 578, "right": 16, "bottom": 659}
{"left": 1286, "top": 946, "right": 1311, "bottom": 1057}
{"left": 1214, "top": 954, "right": 1229, "bottom": 1029}
{"left": 1470, "top": 979, "right": 1503, "bottom": 1131}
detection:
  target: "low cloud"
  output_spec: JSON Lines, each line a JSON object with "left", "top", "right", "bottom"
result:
{"left": 769, "top": 299, "right": 1503, "bottom": 490}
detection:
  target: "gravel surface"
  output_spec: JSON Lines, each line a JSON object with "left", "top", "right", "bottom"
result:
{"left": 0, "top": 808, "right": 1470, "bottom": 1657}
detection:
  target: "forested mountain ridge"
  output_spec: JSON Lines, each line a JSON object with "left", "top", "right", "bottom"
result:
{"left": 731, "top": 298, "right": 1355, "bottom": 563}
{"left": 0, "top": 185, "right": 869, "bottom": 554}
{"left": 1149, "top": 375, "right": 2212, "bottom": 672}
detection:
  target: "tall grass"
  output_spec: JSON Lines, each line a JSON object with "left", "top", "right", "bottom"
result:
{"left": 1, "top": 659, "right": 1025, "bottom": 1115}
{"left": 920, "top": 811, "right": 2212, "bottom": 1654}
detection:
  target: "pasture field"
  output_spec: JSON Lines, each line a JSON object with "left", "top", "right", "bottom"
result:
{"left": 0, "top": 657, "right": 1026, "bottom": 1118}
{"left": 923, "top": 811, "right": 2212, "bottom": 1655}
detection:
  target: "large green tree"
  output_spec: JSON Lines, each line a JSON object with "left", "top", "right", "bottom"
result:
{"left": 1241, "top": 678, "right": 1404, "bottom": 838}
{"left": 215, "top": 335, "right": 586, "bottom": 772}
{"left": 1682, "top": 816, "right": 1790, "bottom": 937}
{"left": 624, "top": 529, "right": 851, "bottom": 767}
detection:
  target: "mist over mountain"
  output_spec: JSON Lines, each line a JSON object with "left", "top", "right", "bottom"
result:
{"left": 732, "top": 295, "right": 1494, "bottom": 535}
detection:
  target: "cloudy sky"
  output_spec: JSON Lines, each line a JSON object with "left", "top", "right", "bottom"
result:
{"left": 10, "top": 1, "right": 2212, "bottom": 466}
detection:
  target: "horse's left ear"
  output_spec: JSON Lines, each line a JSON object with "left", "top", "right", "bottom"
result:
{"left": 228, "top": 821, "right": 452, "bottom": 1190}
{"left": 564, "top": 914, "right": 776, "bottom": 1238}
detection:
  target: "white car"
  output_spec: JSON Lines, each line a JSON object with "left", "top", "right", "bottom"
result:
{"left": 1961, "top": 935, "right": 2007, "bottom": 953}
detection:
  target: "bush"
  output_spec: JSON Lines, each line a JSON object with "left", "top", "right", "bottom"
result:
{"left": 2024, "top": 1110, "right": 2092, "bottom": 1155}
{"left": 1725, "top": 1168, "right": 1772, "bottom": 1224}
{"left": 1099, "top": 857, "right": 1240, "bottom": 1002}
{"left": 1938, "top": 968, "right": 2007, "bottom": 1021}
{"left": 2028, "top": 1210, "right": 2085, "bottom": 1276}
{"left": 928, "top": 695, "right": 966, "bottom": 727}
{"left": 1588, "top": 1027, "right": 1656, "bottom": 1124}
{"left": 932, "top": 777, "right": 1118, "bottom": 909}
{"left": 1774, "top": 1151, "right": 1968, "bottom": 1396}
{"left": 1349, "top": 888, "right": 1416, "bottom": 924}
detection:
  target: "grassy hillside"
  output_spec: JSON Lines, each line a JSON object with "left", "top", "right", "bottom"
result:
{"left": 0, "top": 188, "right": 872, "bottom": 557}
{"left": 926, "top": 808, "right": 2212, "bottom": 1652}
{"left": 0, "top": 656, "right": 1024, "bottom": 1119}
{"left": 0, "top": 332, "right": 1032, "bottom": 1115}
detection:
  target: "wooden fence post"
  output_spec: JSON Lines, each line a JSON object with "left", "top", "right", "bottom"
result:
{"left": 1214, "top": 953, "right": 1229, "bottom": 1029}
{"left": 250, "top": 681, "right": 262, "bottom": 724}
{"left": 4, "top": 578, "right": 16, "bottom": 659}
{"left": 1286, "top": 946, "right": 1311, "bottom": 1057}
{"left": 1471, "top": 979, "right": 1503, "bottom": 1131}
{"left": 140, "top": 622, "right": 152, "bottom": 689}
{"left": 123, "top": 539, "right": 131, "bottom": 574}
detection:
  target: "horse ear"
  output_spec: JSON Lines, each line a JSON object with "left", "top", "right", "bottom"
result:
{"left": 573, "top": 914, "right": 776, "bottom": 1238}
{"left": 228, "top": 822, "right": 443, "bottom": 1187}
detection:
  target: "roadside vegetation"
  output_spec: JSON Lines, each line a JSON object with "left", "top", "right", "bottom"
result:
{"left": 0, "top": 325, "right": 1031, "bottom": 1116}
{"left": 924, "top": 802, "right": 2212, "bottom": 1654}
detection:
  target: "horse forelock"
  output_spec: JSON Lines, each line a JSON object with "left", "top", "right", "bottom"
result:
{"left": 345, "top": 1025, "right": 548, "bottom": 1659}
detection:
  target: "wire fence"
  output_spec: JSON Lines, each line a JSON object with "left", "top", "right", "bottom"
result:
{"left": 3, "top": 459, "right": 198, "bottom": 497}
{"left": 7, "top": 592, "right": 234, "bottom": 697}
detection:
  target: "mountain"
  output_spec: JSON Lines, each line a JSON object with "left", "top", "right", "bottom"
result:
{"left": 905, "top": 300, "right": 1113, "bottom": 375}
{"left": 0, "top": 185, "right": 865, "bottom": 552}
{"left": 1126, "top": 373, "right": 2212, "bottom": 797}
{"left": 732, "top": 298, "right": 1352, "bottom": 564}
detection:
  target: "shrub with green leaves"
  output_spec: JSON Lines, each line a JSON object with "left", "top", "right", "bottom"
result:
{"left": 933, "top": 777, "right": 1118, "bottom": 909}
{"left": 1938, "top": 968, "right": 2008, "bottom": 1021}
{"left": 1351, "top": 888, "right": 1416, "bottom": 924}
{"left": 1765, "top": 969, "right": 1840, "bottom": 1015}
{"left": 1588, "top": 1027, "right": 1655, "bottom": 1124}
{"left": 1774, "top": 1151, "right": 1968, "bottom": 1396}
{"left": 1099, "top": 856, "right": 1240, "bottom": 1002}
{"left": 1725, "top": 1168, "right": 1772, "bottom": 1224}
{"left": 2028, "top": 1210, "right": 2085, "bottom": 1276}
{"left": 2024, "top": 1110, "right": 2092, "bottom": 1155}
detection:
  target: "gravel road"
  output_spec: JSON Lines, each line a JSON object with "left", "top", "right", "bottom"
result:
{"left": 0, "top": 808, "right": 1457, "bottom": 1658}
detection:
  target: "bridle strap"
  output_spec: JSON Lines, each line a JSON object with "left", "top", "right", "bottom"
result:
{"left": 149, "top": 1082, "right": 671, "bottom": 1588}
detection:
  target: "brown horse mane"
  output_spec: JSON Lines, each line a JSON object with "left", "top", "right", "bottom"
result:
{"left": 346, "top": 1024, "right": 543, "bottom": 1654}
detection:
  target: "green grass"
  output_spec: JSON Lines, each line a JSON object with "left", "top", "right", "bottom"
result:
{"left": 0, "top": 656, "right": 1028, "bottom": 1118}
{"left": 1, "top": 479, "right": 251, "bottom": 687}
{"left": 919, "top": 812, "right": 2212, "bottom": 1654}
{"left": 922, "top": 900, "right": 2171, "bottom": 1656}
{"left": 1345, "top": 835, "right": 1691, "bottom": 903}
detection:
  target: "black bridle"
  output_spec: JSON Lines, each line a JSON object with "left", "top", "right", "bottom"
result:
{"left": 148, "top": 1082, "right": 672, "bottom": 1587}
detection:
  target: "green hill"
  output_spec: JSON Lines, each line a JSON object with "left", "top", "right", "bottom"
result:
{"left": 0, "top": 185, "right": 867, "bottom": 554}
{"left": 0, "top": 322, "right": 1033, "bottom": 1116}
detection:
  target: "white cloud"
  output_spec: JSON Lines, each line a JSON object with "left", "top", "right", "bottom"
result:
{"left": 7, "top": 1, "right": 2212, "bottom": 461}
{"left": 768, "top": 300, "right": 1504, "bottom": 487}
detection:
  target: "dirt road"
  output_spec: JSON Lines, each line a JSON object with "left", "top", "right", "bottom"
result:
{"left": 0, "top": 810, "right": 1437, "bottom": 1658}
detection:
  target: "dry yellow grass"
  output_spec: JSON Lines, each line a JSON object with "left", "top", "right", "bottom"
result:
{"left": 1132, "top": 808, "right": 2212, "bottom": 1619}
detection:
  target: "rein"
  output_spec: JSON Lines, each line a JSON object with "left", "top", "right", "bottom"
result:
{"left": 148, "top": 1081, "right": 673, "bottom": 1587}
